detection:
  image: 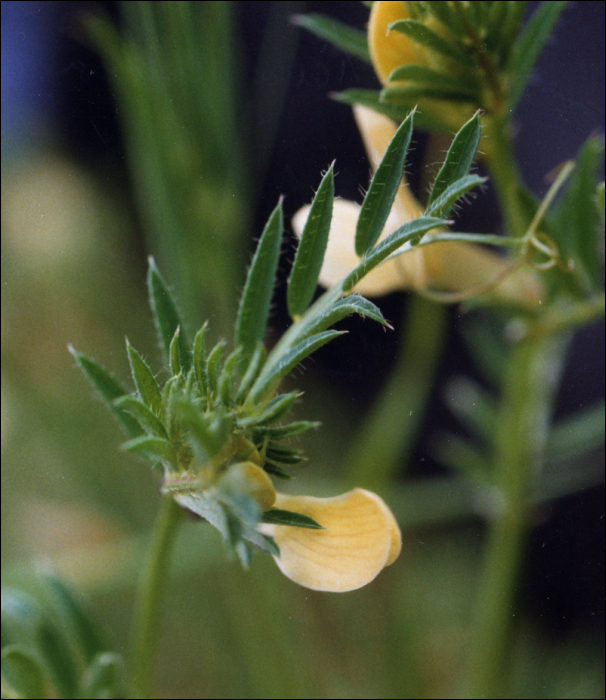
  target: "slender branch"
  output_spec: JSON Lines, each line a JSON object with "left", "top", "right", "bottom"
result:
{"left": 464, "top": 333, "right": 567, "bottom": 697}
{"left": 129, "top": 496, "right": 184, "bottom": 699}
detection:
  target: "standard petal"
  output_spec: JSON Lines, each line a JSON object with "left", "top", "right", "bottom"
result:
{"left": 368, "top": 1, "right": 415, "bottom": 84}
{"left": 292, "top": 199, "right": 408, "bottom": 295}
{"left": 261, "top": 488, "right": 402, "bottom": 592}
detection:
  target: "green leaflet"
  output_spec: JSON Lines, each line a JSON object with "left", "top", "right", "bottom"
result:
{"left": 546, "top": 402, "right": 605, "bottom": 464}
{"left": 425, "top": 174, "right": 487, "bottom": 218}
{"left": 345, "top": 215, "right": 445, "bottom": 290}
{"left": 238, "top": 391, "right": 301, "bottom": 428}
{"left": 262, "top": 462, "right": 294, "bottom": 479}
{"left": 305, "top": 296, "right": 390, "bottom": 337}
{"left": 288, "top": 163, "right": 335, "bottom": 318}
{"left": 355, "top": 110, "right": 415, "bottom": 255}
{"left": 507, "top": 1, "right": 568, "bottom": 110}
{"left": 126, "top": 340, "right": 162, "bottom": 415}
{"left": 250, "top": 331, "right": 345, "bottom": 403}
{"left": 254, "top": 420, "right": 320, "bottom": 440}
{"left": 193, "top": 324, "right": 209, "bottom": 396}
{"left": 428, "top": 112, "right": 482, "bottom": 206}
{"left": 262, "top": 509, "right": 324, "bottom": 530}
{"left": 387, "top": 64, "right": 480, "bottom": 94}
{"left": 169, "top": 327, "right": 182, "bottom": 376}
{"left": 388, "top": 19, "right": 476, "bottom": 67}
{"left": 69, "top": 347, "right": 142, "bottom": 438}
{"left": 147, "top": 258, "right": 190, "bottom": 371}
{"left": 235, "top": 201, "right": 283, "bottom": 367}
{"left": 266, "top": 446, "right": 306, "bottom": 464}
{"left": 235, "top": 342, "right": 266, "bottom": 403}
{"left": 114, "top": 396, "right": 168, "bottom": 439}
{"left": 122, "top": 435, "right": 175, "bottom": 463}
{"left": 292, "top": 14, "right": 370, "bottom": 63}
{"left": 218, "top": 348, "right": 242, "bottom": 406}
{"left": 206, "top": 340, "right": 226, "bottom": 397}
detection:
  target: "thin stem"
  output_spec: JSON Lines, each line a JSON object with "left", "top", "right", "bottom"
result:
{"left": 464, "top": 332, "right": 567, "bottom": 698}
{"left": 129, "top": 496, "right": 183, "bottom": 699}
{"left": 345, "top": 296, "right": 447, "bottom": 487}
{"left": 482, "top": 115, "right": 529, "bottom": 239}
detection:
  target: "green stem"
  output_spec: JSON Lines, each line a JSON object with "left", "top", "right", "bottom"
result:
{"left": 482, "top": 115, "right": 529, "bottom": 239}
{"left": 345, "top": 296, "right": 447, "bottom": 487}
{"left": 129, "top": 496, "right": 183, "bottom": 699}
{"left": 464, "top": 332, "right": 567, "bottom": 698}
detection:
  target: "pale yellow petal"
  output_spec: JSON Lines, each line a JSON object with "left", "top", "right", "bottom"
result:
{"left": 422, "top": 241, "right": 544, "bottom": 306}
{"left": 261, "top": 488, "right": 402, "bottom": 592}
{"left": 292, "top": 199, "right": 408, "bottom": 296}
{"left": 368, "top": 1, "right": 414, "bottom": 84}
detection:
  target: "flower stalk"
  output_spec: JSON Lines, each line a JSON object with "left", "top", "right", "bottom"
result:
{"left": 129, "top": 496, "right": 184, "bottom": 700}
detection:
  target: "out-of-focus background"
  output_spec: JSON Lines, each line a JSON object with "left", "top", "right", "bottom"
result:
{"left": 2, "top": 1, "right": 604, "bottom": 697}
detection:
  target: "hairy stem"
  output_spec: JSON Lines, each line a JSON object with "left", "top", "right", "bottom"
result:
{"left": 464, "top": 332, "right": 567, "bottom": 697}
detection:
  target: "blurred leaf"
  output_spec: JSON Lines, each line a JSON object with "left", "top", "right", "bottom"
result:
{"left": 498, "top": 1, "right": 529, "bottom": 61}
{"left": 292, "top": 14, "right": 370, "bottom": 62}
{"left": 388, "top": 19, "right": 476, "bottom": 67}
{"left": 553, "top": 137, "right": 604, "bottom": 292}
{"left": 332, "top": 89, "right": 416, "bottom": 123}
{"left": 381, "top": 83, "right": 479, "bottom": 104}
{"left": 355, "top": 110, "right": 415, "bottom": 255}
{"left": 445, "top": 377, "right": 497, "bottom": 444}
{"left": 388, "top": 64, "right": 479, "bottom": 93}
{"left": 114, "top": 396, "right": 168, "bottom": 439}
{"left": 250, "top": 331, "right": 345, "bottom": 402}
{"left": 265, "top": 446, "right": 306, "bottom": 465}
{"left": 288, "top": 164, "right": 335, "bottom": 318}
{"left": 147, "top": 259, "right": 190, "bottom": 371}
{"left": 262, "top": 509, "right": 324, "bottom": 529}
{"left": 69, "top": 348, "right": 142, "bottom": 438}
{"left": 425, "top": 174, "right": 487, "bottom": 218}
{"left": 235, "top": 201, "right": 283, "bottom": 367}
{"left": 546, "top": 402, "right": 605, "bottom": 464}
{"left": 39, "top": 575, "right": 102, "bottom": 664}
{"left": 424, "top": 1, "right": 467, "bottom": 36}
{"left": 428, "top": 112, "right": 482, "bottom": 206}
{"left": 122, "top": 435, "right": 175, "bottom": 463}
{"left": 433, "top": 433, "right": 491, "bottom": 486}
{"left": 1, "top": 646, "right": 49, "bottom": 699}
{"left": 507, "top": 1, "right": 568, "bottom": 109}
{"left": 79, "top": 652, "right": 124, "bottom": 700}
{"left": 126, "top": 341, "right": 162, "bottom": 415}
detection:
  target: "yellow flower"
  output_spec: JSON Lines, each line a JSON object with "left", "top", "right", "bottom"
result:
{"left": 241, "top": 463, "right": 401, "bottom": 592}
{"left": 260, "top": 488, "right": 401, "bottom": 592}
{"left": 293, "top": 105, "right": 543, "bottom": 306}
{"left": 368, "top": 1, "right": 475, "bottom": 132}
